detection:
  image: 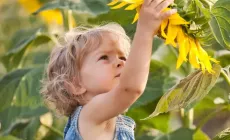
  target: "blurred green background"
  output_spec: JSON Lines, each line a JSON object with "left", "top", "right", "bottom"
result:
{"left": 0, "top": 0, "right": 229, "bottom": 140}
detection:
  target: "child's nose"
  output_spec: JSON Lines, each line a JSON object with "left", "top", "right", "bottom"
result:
{"left": 116, "top": 59, "right": 125, "bottom": 68}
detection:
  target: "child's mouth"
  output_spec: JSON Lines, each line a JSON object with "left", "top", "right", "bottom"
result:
{"left": 115, "top": 74, "right": 121, "bottom": 77}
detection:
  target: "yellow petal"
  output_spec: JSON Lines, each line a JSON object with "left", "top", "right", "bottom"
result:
{"left": 111, "top": 1, "right": 128, "bottom": 9}
{"left": 196, "top": 40, "right": 208, "bottom": 58}
{"left": 165, "top": 24, "right": 179, "bottom": 47}
{"left": 161, "top": 19, "right": 168, "bottom": 38}
{"left": 170, "top": 19, "right": 190, "bottom": 25}
{"left": 136, "top": 5, "right": 141, "bottom": 13}
{"left": 189, "top": 39, "right": 200, "bottom": 69}
{"left": 107, "top": 0, "right": 119, "bottom": 6}
{"left": 169, "top": 13, "right": 189, "bottom": 25}
{"left": 132, "top": 12, "right": 139, "bottom": 23}
{"left": 177, "top": 42, "right": 186, "bottom": 68}
{"left": 196, "top": 41, "right": 212, "bottom": 70}
{"left": 19, "top": 0, "right": 63, "bottom": 25}
{"left": 122, "top": 0, "right": 136, "bottom": 3}
{"left": 169, "top": 13, "right": 184, "bottom": 20}
{"left": 209, "top": 57, "right": 219, "bottom": 63}
{"left": 177, "top": 28, "right": 189, "bottom": 61}
{"left": 176, "top": 35, "right": 191, "bottom": 69}
{"left": 195, "top": 40, "right": 218, "bottom": 74}
{"left": 176, "top": 53, "right": 184, "bottom": 69}
{"left": 200, "top": 62, "right": 206, "bottom": 73}
{"left": 177, "top": 41, "right": 186, "bottom": 68}
{"left": 162, "top": 8, "right": 171, "bottom": 12}
{"left": 125, "top": 3, "right": 139, "bottom": 10}
{"left": 123, "top": 0, "right": 143, "bottom": 4}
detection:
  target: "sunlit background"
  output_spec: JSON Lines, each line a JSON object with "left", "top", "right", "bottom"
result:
{"left": 0, "top": 0, "right": 229, "bottom": 140}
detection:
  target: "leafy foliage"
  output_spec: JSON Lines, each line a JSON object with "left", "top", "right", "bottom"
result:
{"left": 143, "top": 64, "right": 221, "bottom": 119}
{"left": 0, "top": 0, "right": 230, "bottom": 139}
{"left": 210, "top": 0, "right": 230, "bottom": 50}
{"left": 33, "top": 0, "right": 110, "bottom": 16}
{"left": 213, "top": 128, "right": 230, "bottom": 140}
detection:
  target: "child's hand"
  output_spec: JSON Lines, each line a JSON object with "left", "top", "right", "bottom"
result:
{"left": 137, "top": 0, "right": 177, "bottom": 36}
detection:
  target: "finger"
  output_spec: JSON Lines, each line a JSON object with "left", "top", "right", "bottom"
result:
{"left": 150, "top": 0, "right": 163, "bottom": 8}
{"left": 143, "top": 0, "right": 152, "bottom": 6}
{"left": 161, "top": 9, "right": 177, "bottom": 20}
{"left": 155, "top": 0, "right": 174, "bottom": 12}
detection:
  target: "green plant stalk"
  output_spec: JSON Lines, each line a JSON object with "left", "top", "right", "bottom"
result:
{"left": 181, "top": 108, "right": 194, "bottom": 128}
{"left": 41, "top": 122, "right": 63, "bottom": 137}
{"left": 68, "top": 10, "right": 74, "bottom": 30}
{"left": 221, "top": 69, "right": 230, "bottom": 87}
{"left": 17, "top": 45, "right": 32, "bottom": 69}
{"left": 194, "top": 106, "right": 228, "bottom": 133}
{"left": 50, "top": 34, "right": 59, "bottom": 45}
{"left": 61, "top": 10, "right": 69, "bottom": 31}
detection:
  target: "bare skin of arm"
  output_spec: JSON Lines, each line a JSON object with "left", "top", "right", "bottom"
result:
{"left": 81, "top": 0, "right": 177, "bottom": 125}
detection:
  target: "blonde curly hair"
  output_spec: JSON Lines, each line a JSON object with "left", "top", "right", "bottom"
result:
{"left": 40, "top": 23, "right": 131, "bottom": 116}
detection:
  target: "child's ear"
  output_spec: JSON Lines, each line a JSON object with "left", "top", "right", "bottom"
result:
{"left": 74, "top": 86, "right": 86, "bottom": 95}
{"left": 74, "top": 76, "right": 87, "bottom": 95}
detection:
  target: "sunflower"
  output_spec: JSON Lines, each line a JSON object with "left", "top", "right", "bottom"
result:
{"left": 108, "top": 0, "right": 219, "bottom": 74}
{"left": 18, "top": 0, "right": 78, "bottom": 27}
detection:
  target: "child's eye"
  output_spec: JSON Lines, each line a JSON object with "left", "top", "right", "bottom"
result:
{"left": 119, "top": 57, "right": 126, "bottom": 61}
{"left": 99, "top": 55, "right": 108, "bottom": 60}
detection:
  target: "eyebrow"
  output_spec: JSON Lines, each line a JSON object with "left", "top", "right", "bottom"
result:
{"left": 95, "top": 49, "right": 125, "bottom": 57}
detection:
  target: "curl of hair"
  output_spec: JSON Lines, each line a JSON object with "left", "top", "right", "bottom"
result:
{"left": 40, "top": 23, "right": 131, "bottom": 116}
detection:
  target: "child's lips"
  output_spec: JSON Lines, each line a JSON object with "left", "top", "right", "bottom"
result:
{"left": 115, "top": 74, "right": 121, "bottom": 77}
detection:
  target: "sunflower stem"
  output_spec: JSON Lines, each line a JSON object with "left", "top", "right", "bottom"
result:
{"left": 180, "top": 108, "right": 194, "bottom": 128}
{"left": 41, "top": 121, "right": 64, "bottom": 137}
{"left": 61, "top": 9, "right": 69, "bottom": 31}
{"left": 194, "top": 106, "right": 228, "bottom": 133}
{"left": 68, "top": 10, "right": 74, "bottom": 30}
{"left": 220, "top": 69, "right": 230, "bottom": 87}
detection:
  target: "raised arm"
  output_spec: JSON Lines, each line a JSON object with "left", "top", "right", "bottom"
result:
{"left": 83, "top": 0, "right": 177, "bottom": 124}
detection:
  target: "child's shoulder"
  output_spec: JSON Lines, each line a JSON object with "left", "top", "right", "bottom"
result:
{"left": 64, "top": 106, "right": 83, "bottom": 140}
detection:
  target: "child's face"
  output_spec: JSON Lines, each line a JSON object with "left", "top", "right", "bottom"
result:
{"left": 80, "top": 33, "right": 127, "bottom": 95}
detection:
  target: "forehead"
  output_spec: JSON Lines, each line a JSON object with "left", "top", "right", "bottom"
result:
{"left": 94, "top": 32, "right": 126, "bottom": 56}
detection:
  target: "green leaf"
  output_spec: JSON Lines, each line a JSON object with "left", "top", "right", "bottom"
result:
{"left": 127, "top": 101, "right": 170, "bottom": 135}
{"left": 199, "top": 0, "right": 217, "bottom": 9}
{"left": 174, "top": 0, "right": 189, "bottom": 8}
{"left": 213, "top": 128, "right": 230, "bottom": 140}
{"left": 193, "top": 130, "right": 210, "bottom": 140}
{"left": 131, "top": 60, "right": 169, "bottom": 109}
{"left": 143, "top": 64, "right": 221, "bottom": 119}
{"left": 136, "top": 134, "right": 156, "bottom": 140}
{"left": 0, "top": 67, "right": 48, "bottom": 132}
{"left": 0, "top": 69, "right": 31, "bottom": 112}
{"left": 194, "top": 0, "right": 211, "bottom": 19}
{"left": 154, "top": 128, "right": 194, "bottom": 140}
{"left": 217, "top": 53, "right": 230, "bottom": 67}
{"left": 11, "top": 118, "right": 41, "bottom": 140}
{"left": 194, "top": 82, "right": 229, "bottom": 116}
{"left": 33, "top": 0, "right": 110, "bottom": 16}
{"left": 88, "top": 7, "right": 137, "bottom": 38}
{"left": 0, "top": 135, "right": 22, "bottom": 140}
{"left": 88, "top": 7, "right": 135, "bottom": 25}
{"left": 210, "top": 0, "right": 230, "bottom": 50}
{"left": 2, "top": 29, "right": 51, "bottom": 71}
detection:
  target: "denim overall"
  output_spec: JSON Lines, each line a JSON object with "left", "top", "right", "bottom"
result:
{"left": 64, "top": 106, "right": 136, "bottom": 140}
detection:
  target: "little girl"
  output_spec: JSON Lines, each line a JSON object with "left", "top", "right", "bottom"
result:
{"left": 41, "top": 0, "right": 176, "bottom": 139}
